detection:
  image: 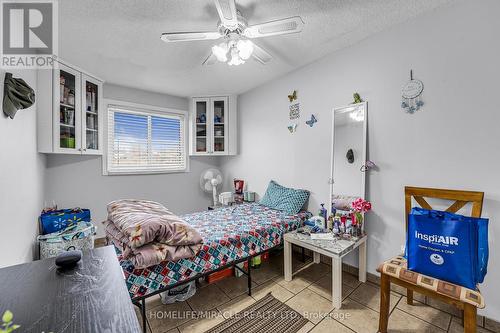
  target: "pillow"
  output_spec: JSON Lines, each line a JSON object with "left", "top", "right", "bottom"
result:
{"left": 260, "top": 180, "right": 310, "bottom": 215}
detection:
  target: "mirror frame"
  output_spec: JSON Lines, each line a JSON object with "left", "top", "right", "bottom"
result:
{"left": 329, "top": 101, "right": 368, "bottom": 214}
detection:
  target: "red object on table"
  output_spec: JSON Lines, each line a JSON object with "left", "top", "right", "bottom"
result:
{"left": 234, "top": 179, "right": 244, "bottom": 194}
{"left": 351, "top": 213, "right": 357, "bottom": 226}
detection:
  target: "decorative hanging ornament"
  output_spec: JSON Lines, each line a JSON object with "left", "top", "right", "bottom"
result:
{"left": 288, "top": 90, "right": 300, "bottom": 120}
{"left": 305, "top": 114, "right": 317, "bottom": 127}
{"left": 401, "top": 70, "right": 424, "bottom": 114}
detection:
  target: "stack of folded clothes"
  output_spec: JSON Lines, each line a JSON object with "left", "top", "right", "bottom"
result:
{"left": 103, "top": 199, "right": 203, "bottom": 268}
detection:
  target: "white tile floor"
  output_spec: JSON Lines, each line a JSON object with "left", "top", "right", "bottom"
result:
{"left": 136, "top": 252, "right": 498, "bottom": 333}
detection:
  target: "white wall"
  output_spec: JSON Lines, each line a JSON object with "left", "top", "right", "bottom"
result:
{"left": 0, "top": 69, "right": 46, "bottom": 267}
{"left": 44, "top": 84, "right": 219, "bottom": 237}
{"left": 220, "top": 0, "right": 500, "bottom": 320}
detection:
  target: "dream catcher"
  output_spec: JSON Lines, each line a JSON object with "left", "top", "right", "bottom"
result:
{"left": 401, "top": 70, "right": 424, "bottom": 114}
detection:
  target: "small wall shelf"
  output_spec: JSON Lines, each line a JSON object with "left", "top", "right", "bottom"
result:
{"left": 37, "top": 59, "right": 104, "bottom": 155}
{"left": 189, "top": 95, "right": 237, "bottom": 156}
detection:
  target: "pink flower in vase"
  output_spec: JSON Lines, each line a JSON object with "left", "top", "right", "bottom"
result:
{"left": 351, "top": 198, "right": 372, "bottom": 227}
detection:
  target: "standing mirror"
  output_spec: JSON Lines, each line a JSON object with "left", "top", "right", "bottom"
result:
{"left": 329, "top": 102, "right": 367, "bottom": 214}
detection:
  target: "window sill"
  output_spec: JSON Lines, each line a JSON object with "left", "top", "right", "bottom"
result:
{"left": 104, "top": 168, "right": 189, "bottom": 176}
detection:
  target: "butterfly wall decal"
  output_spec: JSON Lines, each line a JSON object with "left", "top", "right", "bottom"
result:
{"left": 305, "top": 114, "right": 317, "bottom": 127}
{"left": 288, "top": 123, "right": 297, "bottom": 133}
{"left": 288, "top": 90, "right": 297, "bottom": 103}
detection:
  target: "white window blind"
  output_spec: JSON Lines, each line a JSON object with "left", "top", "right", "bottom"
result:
{"left": 107, "top": 105, "right": 187, "bottom": 174}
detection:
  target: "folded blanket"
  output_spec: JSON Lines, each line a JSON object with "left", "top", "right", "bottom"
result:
{"left": 104, "top": 199, "right": 203, "bottom": 268}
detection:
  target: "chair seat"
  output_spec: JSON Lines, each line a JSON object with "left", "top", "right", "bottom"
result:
{"left": 377, "top": 256, "right": 484, "bottom": 308}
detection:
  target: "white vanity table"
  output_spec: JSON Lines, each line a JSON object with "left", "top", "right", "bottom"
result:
{"left": 283, "top": 101, "right": 369, "bottom": 310}
{"left": 284, "top": 232, "right": 367, "bottom": 309}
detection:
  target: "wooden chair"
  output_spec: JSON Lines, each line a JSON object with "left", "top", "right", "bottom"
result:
{"left": 378, "top": 186, "right": 485, "bottom": 333}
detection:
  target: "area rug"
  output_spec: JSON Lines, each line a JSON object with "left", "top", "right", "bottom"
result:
{"left": 206, "top": 293, "right": 309, "bottom": 333}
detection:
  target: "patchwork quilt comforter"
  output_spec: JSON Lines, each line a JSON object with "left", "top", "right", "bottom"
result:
{"left": 118, "top": 203, "right": 309, "bottom": 300}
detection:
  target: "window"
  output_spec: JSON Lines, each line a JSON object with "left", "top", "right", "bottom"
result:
{"left": 106, "top": 103, "right": 187, "bottom": 174}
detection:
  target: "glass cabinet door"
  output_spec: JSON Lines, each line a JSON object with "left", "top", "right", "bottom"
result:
{"left": 81, "top": 74, "right": 102, "bottom": 154}
{"left": 194, "top": 99, "right": 209, "bottom": 153}
{"left": 211, "top": 97, "right": 228, "bottom": 154}
{"left": 55, "top": 63, "right": 81, "bottom": 152}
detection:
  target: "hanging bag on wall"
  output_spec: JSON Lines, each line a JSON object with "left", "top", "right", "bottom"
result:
{"left": 406, "top": 207, "right": 488, "bottom": 289}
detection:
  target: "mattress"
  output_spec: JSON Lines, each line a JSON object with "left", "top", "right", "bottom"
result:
{"left": 118, "top": 203, "right": 308, "bottom": 300}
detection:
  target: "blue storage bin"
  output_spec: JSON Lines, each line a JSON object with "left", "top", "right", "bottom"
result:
{"left": 39, "top": 208, "right": 91, "bottom": 235}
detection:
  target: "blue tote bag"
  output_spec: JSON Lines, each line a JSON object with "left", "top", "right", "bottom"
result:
{"left": 407, "top": 207, "right": 488, "bottom": 289}
{"left": 39, "top": 208, "right": 91, "bottom": 235}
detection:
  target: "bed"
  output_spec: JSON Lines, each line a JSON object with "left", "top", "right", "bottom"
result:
{"left": 115, "top": 202, "right": 309, "bottom": 331}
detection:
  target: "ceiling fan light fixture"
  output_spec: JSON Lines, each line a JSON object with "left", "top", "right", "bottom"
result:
{"left": 211, "top": 38, "right": 253, "bottom": 65}
{"left": 212, "top": 42, "right": 229, "bottom": 62}
{"left": 228, "top": 47, "right": 245, "bottom": 66}
{"left": 161, "top": 0, "right": 305, "bottom": 66}
{"left": 236, "top": 39, "right": 253, "bottom": 60}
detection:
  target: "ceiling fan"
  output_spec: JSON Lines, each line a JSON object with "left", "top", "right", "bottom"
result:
{"left": 161, "top": 0, "right": 304, "bottom": 66}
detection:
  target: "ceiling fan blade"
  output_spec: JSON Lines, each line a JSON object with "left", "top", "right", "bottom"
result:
{"left": 243, "top": 16, "right": 304, "bottom": 38}
{"left": 214, "top": 0, "right": 238, "bottom": 30}
{"left": 161, "top": 31, "right": 222, "bottom": 43}
{"left": 202, "top": 53, "right": 218, "bottom": 66}
{"left": 251, "top": 42, "right": 272, "bottom": 64}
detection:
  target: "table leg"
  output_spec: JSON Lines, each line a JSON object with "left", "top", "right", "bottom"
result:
{"left": 332, "top": 256, "right": 342, "bottom": 309}
{"left": 313, "top": 251, "right": 321, "bottom": 264}
{"left": 358, "top": 240, "right": 367, "bottom": 283}
{"left": 284, "top": 240, "right": 292, "bottom": 282}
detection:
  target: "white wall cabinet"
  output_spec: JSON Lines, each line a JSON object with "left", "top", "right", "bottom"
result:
{"left": 37, "top": 60, "right": 104, "bottom": 155}
{"left": 189, "top": 95, "right": 237, "bottom": 156}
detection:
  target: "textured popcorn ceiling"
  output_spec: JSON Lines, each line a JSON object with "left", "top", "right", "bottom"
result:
{"left": 59, "top": 0, "right": 454, "bottom": 97}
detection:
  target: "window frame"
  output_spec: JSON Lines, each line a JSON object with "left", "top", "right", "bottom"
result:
{"left": 103, "top": 99, "right": 189, "bottom": 175}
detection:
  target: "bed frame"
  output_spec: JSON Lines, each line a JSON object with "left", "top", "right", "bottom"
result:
{"left": 130, "top": 244, "right": 283, "bottom": 333}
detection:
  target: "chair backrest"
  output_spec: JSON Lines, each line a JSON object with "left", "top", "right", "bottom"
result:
{"left": 405, "top": 186, "right": 484, "bottom": 232}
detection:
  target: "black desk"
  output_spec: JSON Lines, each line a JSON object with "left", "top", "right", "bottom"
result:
{"left": 0, "top": 246, "right": 141, "bottom": 333}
